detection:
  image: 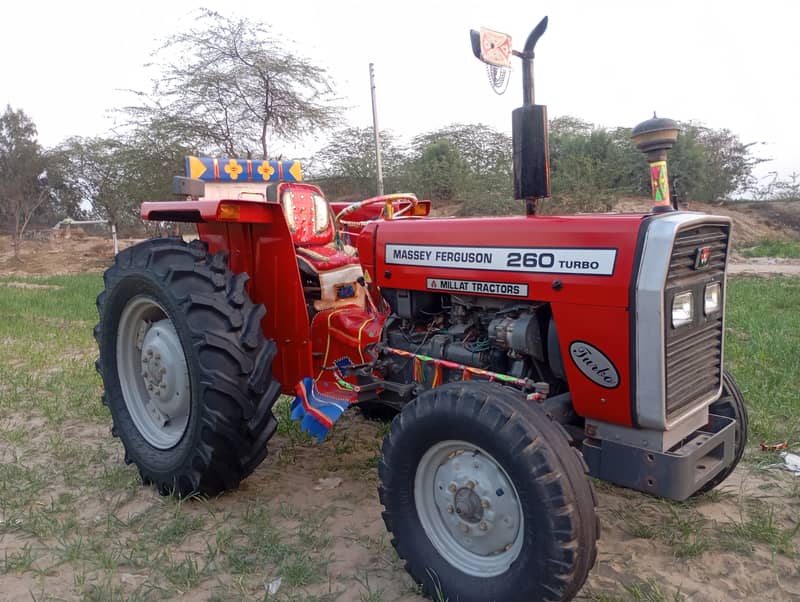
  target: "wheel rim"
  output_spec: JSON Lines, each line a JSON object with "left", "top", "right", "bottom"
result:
{"left": 116, "top": 296, "right": 191, "bottom": 449}
{"left": 414, "top": 440, "right": 524, "bottom": 577}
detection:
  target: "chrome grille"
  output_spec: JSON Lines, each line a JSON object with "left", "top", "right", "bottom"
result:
{"left": 664, "top": 224, "right": 729, "bottom": 419}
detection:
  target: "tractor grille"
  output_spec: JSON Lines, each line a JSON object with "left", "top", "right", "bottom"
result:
{"left": 664, "top": 224, "right": 729, "bottom": 419}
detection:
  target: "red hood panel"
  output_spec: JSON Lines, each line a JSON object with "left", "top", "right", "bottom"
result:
{"left": 365, "top": 214, "right": 647, "bottom": 308}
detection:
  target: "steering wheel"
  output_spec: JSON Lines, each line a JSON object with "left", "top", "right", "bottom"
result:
{"left": 336, "top": 193, "right": 418, "bottom": 228}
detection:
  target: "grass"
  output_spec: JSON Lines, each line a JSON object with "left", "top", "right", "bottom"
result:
{"left": 724, "top": 277, "right": 800, "bottom": 444}
{"left": 0, "top": 271, "right": 798, "bottom": 600}
{"left": 741, "top": 239, "right": 800, "bottom": 258}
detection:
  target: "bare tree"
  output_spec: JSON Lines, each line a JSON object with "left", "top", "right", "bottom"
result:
{"left": 0, "top": 105, "right": 49, "bottom": 257}
{"left": 125, "top": 9, "right": 341, "bottom": 159}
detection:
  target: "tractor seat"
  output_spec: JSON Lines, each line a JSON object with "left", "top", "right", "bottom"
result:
{"left": 280, "top": 184, "right": 360, "bottom": 273}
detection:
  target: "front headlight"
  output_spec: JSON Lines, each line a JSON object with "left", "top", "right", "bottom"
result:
{"left": 672, "top": 291, "right": 693, "bottom": 327}
{"left": 704, "top": 282, "right": 721, "bottom": 314}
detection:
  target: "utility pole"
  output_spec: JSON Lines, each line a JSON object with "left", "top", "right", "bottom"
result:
{"left": 369, "top": 63, "right": 384, "bottom": 196}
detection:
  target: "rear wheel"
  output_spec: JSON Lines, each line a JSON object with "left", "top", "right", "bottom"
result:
{"left": 95, "top": 238, "right": 280, "bottom": 497}
{"left": 379, "top": 381, "right": 598, "bottom": 602}
{"left": 695, "top": 369, "right": 749, "bottom": 495}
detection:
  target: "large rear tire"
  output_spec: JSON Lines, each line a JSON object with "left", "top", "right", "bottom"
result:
{"left": 95, "top": 238, "right": 280, "bottom": 497}
{"left": 695, "top": 369, "right": 749, "bottom": 495}
{"left": 379, "top": 382, "right": 598, "bottom": 602}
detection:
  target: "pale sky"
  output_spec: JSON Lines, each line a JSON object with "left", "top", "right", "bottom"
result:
{"left": 3, "top": 0, "right": 799, "bottom": 184}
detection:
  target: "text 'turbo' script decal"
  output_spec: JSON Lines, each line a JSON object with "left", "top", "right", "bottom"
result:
{"left": 569, "top": 341, "right": 620, "bottom": 389}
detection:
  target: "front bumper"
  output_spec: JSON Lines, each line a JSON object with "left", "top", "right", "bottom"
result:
{"left": 582, "top": 413, "right": 735, "bottom": 501}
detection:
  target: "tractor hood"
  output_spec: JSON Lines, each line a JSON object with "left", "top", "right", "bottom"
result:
{"left": 358, "top": 214, "right": 651, "bottom": 309}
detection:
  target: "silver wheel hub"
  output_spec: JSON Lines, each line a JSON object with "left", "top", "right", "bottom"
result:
{"left": 116, "top": 296, "right": 191, "bottom": 449}
{"left": 414, "top": 440, "right": 524, "bottom": 577}
{"left": 139, "top": 322, "right": 189, "bottom": 425}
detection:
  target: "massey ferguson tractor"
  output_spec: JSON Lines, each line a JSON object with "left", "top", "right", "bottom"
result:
{"left": 94, "top": 17, "right": 748, "bottom": 602}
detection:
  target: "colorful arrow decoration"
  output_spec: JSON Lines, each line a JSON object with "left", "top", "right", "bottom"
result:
{"left": 184, "top": 156, "right": 302, "bottom": 183}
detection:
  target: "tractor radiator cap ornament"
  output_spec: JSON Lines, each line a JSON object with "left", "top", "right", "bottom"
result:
{"left": 632, "top": 113, "right": 680, "bottom": 213}
{"left": 631, "top": 113, "right": 680, "bottom": 154}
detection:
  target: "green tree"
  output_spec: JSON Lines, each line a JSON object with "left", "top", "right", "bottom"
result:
{"left": 125, "top": 9, "right": 341, "bottom": 159}
{"left": 404, "top": 123, "right": 517, "bottom": 213}
{"left": 309, "top": 127, "right": 409, "bottom": 200}
{"left": 546, "top": 116, "right": 767, "bottom": 211}
{"left": 548, "top": 117, "right": 632, "bottom": 212}
{"left": 59, "top": 127, "right": 191, "bottom": 233}
{"left": 0, "top": 105, "right": 49, "bottom": 256}
{"left": 411, "top": 123, "right": 512, "bottom": 180}
{"left": 410, "top": 139, "right": 472, "bottom": 201}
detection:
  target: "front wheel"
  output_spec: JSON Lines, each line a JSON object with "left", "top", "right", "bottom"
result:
{"left": 379, "top": 382, "right": 598, "bottom": 602}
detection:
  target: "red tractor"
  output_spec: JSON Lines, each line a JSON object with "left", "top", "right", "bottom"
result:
{"left": 95, "top": 18, "right": 747, "bottom": 602}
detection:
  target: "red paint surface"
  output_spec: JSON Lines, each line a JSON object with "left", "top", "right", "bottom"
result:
{"left": 362, "top": 214, "right": 648, "bottom": 425}
{"left": 142, "top": 196, "right": 649, "bottom": 426}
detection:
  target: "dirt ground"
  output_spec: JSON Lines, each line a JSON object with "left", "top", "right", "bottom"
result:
{"left": 1, "top": 410, "right": 799, "bottom": 602}
{"left": 1, "top": 204, "right": 799, "bottom": 601}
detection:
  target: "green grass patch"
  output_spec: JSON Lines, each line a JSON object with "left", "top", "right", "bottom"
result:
{"left": 725, "top": 276, "right": 800, "bottom": 444}
{"left": 741, "top": 239, "right": 800, "bottom": 258}
{"left": 0, "top": 273, "right": 106, "bottom": 425}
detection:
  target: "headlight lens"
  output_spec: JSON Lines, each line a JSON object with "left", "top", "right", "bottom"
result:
{"left": 672, "top": 291, "right": 693, "bottom": 327}
{"left": 704, "top": 282, "right": 721, "bottom": 314}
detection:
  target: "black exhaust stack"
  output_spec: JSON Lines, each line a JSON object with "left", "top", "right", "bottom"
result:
{"left": 513, "top": 17, "right": 550, "bottom": 215}
{"left": 470, "top": 17, "right": 551, "bottom": 215}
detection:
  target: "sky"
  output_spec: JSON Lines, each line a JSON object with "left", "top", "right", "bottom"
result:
{"left": 2, "top": 0, "right": 799, "bottom": 184}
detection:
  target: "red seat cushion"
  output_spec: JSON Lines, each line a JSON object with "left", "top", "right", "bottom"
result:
{"left": 296, "top": 244, "right": 360, "bottom": 272}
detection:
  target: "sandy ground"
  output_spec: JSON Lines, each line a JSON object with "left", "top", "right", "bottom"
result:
{"left": 1, "top": 411, "right": 799, "bottom": 601}
{"left": 727, "top": 256, "right": 800, "bottom": 276}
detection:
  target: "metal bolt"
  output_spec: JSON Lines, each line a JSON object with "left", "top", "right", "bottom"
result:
{"left": 481, "top": 499, "right": 490, "bottom": 509}
{"left": 447, "top": 505, "right": 454, "bottom": 514}
{"left": 466, "top": 480, "right": 475, "bottom": 490}
{"left": 448, "top": 483, "right": 457, "bottom": 493}
{"left": 479, "top": 521, "right": 488, "bottom": 531}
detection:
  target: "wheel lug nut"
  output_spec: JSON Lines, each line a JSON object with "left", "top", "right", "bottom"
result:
{"left": 466, "top": 480, "right": 475, "bottom": 490}
{"left": 479, "top": 521, "right": 488, "bottom": 531}
{"left": 448, "top": 483, "right": 457, "bottom": 493}
{"left": 447, "top": 505, "right": 454, "bottom": 514}
{"left": 481, "top": 499, "right": 490, "bottom": 509}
